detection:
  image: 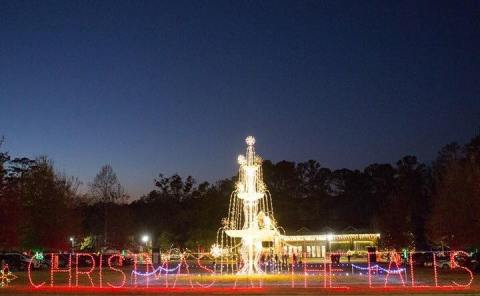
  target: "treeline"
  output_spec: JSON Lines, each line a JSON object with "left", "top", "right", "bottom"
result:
{"left": 0, "top": 135, "right": 479, "bottom": 251}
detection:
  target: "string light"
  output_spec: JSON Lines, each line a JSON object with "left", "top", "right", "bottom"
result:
{"left": 50, "top": 253, "right": 72, "bottom": 287}
{"left": 210, "top": 244, "right": 222, "bottom": 258}
{"left": 173, "top": 254, "right": 193, "bottom": 288}
{"left": 75, "top": 253, "right": 95, "bottom": 287}
{"left": 195, "top": 255, "right": 216, "bottom": 288}
{"left": 282, "top": 233, "right": 380, "bottom": 242}
{"left": 219, "top": 136, "right": 280, "bottom": 274}
{"left": 383, "top": 252, "right": 405, "bottom": 287}
{"left": 302, "top": 259, "right": 326, "bottom": 288}
{"left": 132, "top": 254, "right": 138, "bottom": 287}
{"left": 409, "top": 252, "right": 415, "bottom": 287}
{"left": 34, "top": 252, "right": 44, "bottom": 260}
{"left": 105, "top": 254, "right": 126, "bottom": 288}
{"left": 28, "top": 258, "right": 46, "bottom": 288}
{"left": 450, "top": 251, "right": 473, "bottom": 287}
{"left": 328, "top": 253, "right": 348, "bottom": 289}
{"left": 367, "top": 251, "right": 372, "bottom": 288}
{"left": 351, "top": 264, "right": 405, "bottom": 274}
{"left": 21, "top": 250, "right": 476, "bottom": 290}
{"left": 291, "top": 261, "right": 295, "bottom": 288}
{"left": 98, "top": 254, "right": 103, "bottom": 288}
{"left": 0, "top": 265, "right": 17, "bottom": 287}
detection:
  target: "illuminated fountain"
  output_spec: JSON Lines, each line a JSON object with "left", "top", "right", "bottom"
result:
{"left": 215, "top": 136, "right": 282, "bottom": 274}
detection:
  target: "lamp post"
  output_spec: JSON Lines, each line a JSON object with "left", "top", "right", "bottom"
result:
{"left": 69, "top": 237, "right": 75, "bottom": 253}
{"left": 141, "top": 234, "right": 150, "bottom": 251}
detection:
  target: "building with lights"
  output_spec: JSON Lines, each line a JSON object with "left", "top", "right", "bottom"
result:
{"left": 280, "top": 227, "right": 380, "bottom": 258}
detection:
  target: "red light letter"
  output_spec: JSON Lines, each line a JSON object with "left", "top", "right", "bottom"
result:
{"left": 28, "top": 258, "right": 46, "bottom": 288}
{"left": 50, "top": 253, "right": 72, "bottom": 287}
{"left": 450, "top": 251, "right": 474, "bottom": 287}
{"left": 75, "top": 253, "right": 96, "bottom": 287}
{"left": 196, "top": 255, "right": 215, "bottom": 288}
{"left": 106, "top": 254, "right": 126, "bottom": 288}
{"left": 173, "top": 254, "right": 193, "bottom": 288}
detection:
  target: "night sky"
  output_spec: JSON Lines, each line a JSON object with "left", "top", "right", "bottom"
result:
{"left": 1, "top": 1, "right": 479, "bottom": 197}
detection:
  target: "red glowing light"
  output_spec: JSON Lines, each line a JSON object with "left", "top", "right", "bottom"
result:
{"left": 50, "top": 253, "right": 72, "bottom": 287}
{"left": 383, "top": 251, "right": 405, "bottom": 287}
{"left": 106, "top": 254, "right": 126, "bottom": 288}
{"left": 75, "top": 253, "right": 95, "bottom": 287}
{"left": 20, "top": 250, "right": 476, "bottom": 291}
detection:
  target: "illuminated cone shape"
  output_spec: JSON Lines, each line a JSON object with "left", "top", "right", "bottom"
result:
{"left": 225, "top": 136, "right": 278, "bottom": 274}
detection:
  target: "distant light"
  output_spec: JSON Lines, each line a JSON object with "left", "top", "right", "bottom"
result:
{"left": 237, "top": 155, "right": 246, "bottom": 165}
{"left": 141, "top": 235, "right": 150, "bottom": 243}
{"left": 210, "top": 244, "right": 222, "bottom": 258}
{"left": 69, "top": 237, "right": 74, "bottom": 242}
{"left": 327, "top": 233, "right": 334, "bottom": 241}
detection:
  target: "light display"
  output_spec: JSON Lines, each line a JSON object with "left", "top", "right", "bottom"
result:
{"left": 106, "top": 254, "right": 126, "bottom": 288}
{"left": 28, "top": 258, "right": 45, "bottom": 288}
{"left": 383, "top": 252, "right": 405, "bottom": 287}
{"left": 450, "top": 251, "right": 474, "bottom": 287}
{"left": 0, "top": 265, "right": 17, "bottom": 287}
{"left": 218, "top": 136, "right": 281, "bottom": 274}
{"left": 2, "top": 138, "right": 477, "bottom": 292}
{"left": 75, "top": 253, "right": 95, "bottom": 287}
{"left": 215, "top": 137, "right": 381, "bottom": 275}
{"left": 210, "top": 244, "right": 222, "bottom": 258}
{"left": 12, "top": 250, "right": 475, "bottom": 291}
{"left": 50, "top": 253, "right": 72, "bottom": 287}
{"left": 34, "top": 252, "right": 44, "bottom": 261}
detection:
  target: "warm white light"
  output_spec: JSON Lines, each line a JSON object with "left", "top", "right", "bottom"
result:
{"left": 210, "top": 244, "right": 222, "bottom": 258}
{"left": 224, "top": 136, "right": 279, "bottom": 274}
{"left": 245, "top": 167, "right": 256, "bottom": 176}
{"left": 141, "top": 235, "right": 150, "bottom": 243}
{"left": 237, "top": 155, "right": 246, "bottom": 165}
{"left": 69, "top": 237, "right": 74, "bottom": 242}
{"left": 243, "top": 236, "right": 253, "bottom": 246}
{"left": 264, "top": 216, "right": 271, "bottom": 228}
{"left": 245, "top": 136, "right": 255, "bottom": 146}
{"left": 216, "top": 136, "right": 380, "bottom": 276}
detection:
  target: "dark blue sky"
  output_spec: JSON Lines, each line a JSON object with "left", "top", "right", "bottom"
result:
{"left": 1, "top": 0, "right": 479, "bottom": 197}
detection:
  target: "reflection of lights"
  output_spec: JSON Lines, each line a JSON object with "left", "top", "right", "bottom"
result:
{"left": 210, "top": 244, "right": 222, "bottom": 258}
{"left": 327, "top": 233, "right": 334, "bottom": 241}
